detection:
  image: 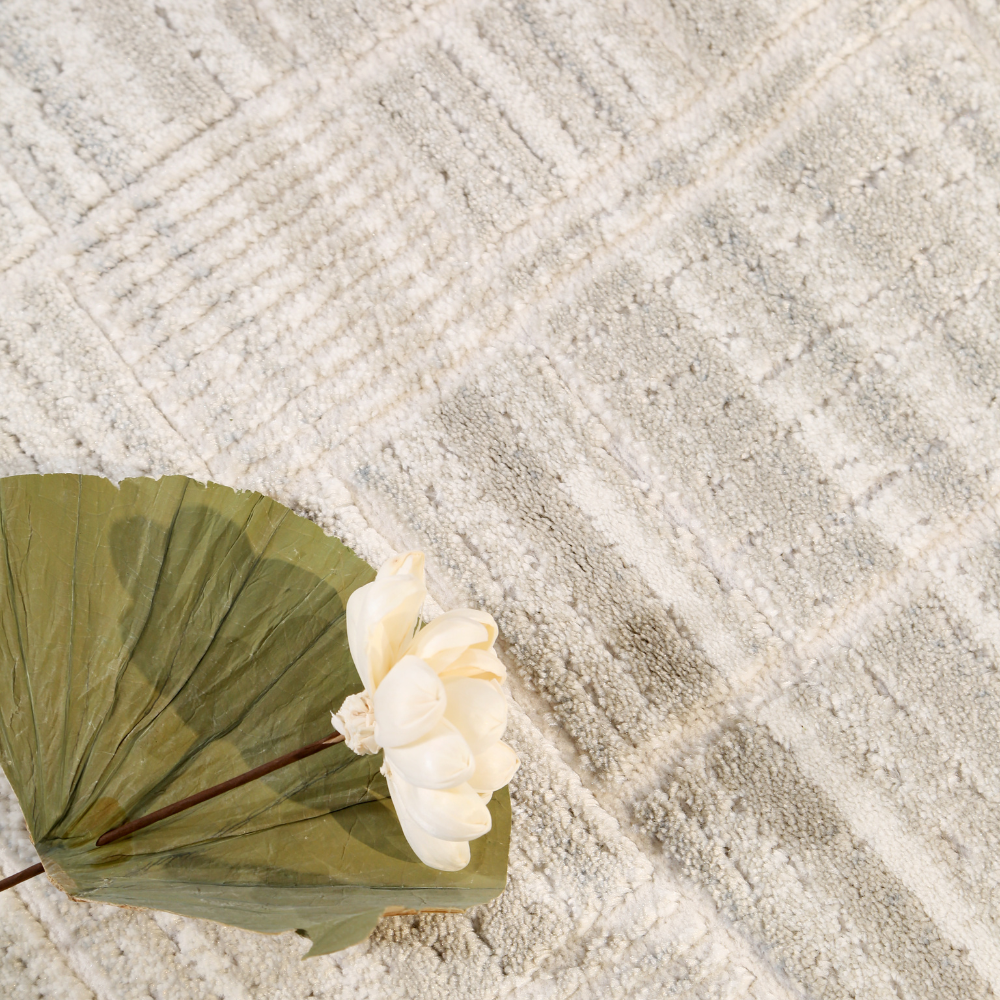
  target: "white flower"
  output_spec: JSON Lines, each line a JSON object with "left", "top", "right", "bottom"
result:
{"left": 332, "top": 551, "right": 519, "bottom": 871}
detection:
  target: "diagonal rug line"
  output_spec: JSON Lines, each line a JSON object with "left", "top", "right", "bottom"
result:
{"left": 222, "top": 0, "right": 934, "bottom": 473}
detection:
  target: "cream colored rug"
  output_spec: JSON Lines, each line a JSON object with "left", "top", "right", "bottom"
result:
{"left": 2, "top": 0, "right": 1000, "bottom": 996}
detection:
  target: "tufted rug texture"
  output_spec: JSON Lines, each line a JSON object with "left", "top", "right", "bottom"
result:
{"left": 2, "top": 0, "right": 1000, "bottom": 997}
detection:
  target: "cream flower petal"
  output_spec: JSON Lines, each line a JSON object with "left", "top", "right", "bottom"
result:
{"left": 365, "top": 577, "right": 427, "bottom": 688}
{"left": 390, "top": 777, "right": 493, "bottom": 842}
{"left": 383, "top": 764, "right": 472, "bottom": 871}
{"left": 377, "top": 550, "right": 425, "bottom": 582}
{"left": 365, "top": 573, "right": 426, "bottom": 626}
{"left": 372, "top": 655, "right": 446, "bottom": 749}
{"left": 383, "top": 720, "right": 475, "bottom": 790}
{"left": 468, "top": 740, "right": 520, "bottom": 794}
{"left": 345, "top": 582, "right": 376, "bottom": 691}
{"left": 443, "top": 677, "right": 507, "bottom": 754}
{"left": 347, "top": 567, "right": 427, "bottom": 691}
{"left": 438, "top": 647, "right": 507, "bottom": 684}
{"left": 465, "top": 608, "right": 499, "bottom": 649}
{"left": 405, "top": 609, "right": 498, "bottom": 673}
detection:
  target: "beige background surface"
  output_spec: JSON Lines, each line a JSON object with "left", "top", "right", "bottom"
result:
{"left": 2, "top": 0, "right": 1000, "bottom": 996}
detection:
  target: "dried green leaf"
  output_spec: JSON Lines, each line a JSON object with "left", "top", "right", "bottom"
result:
{"left": 0, "top": 475, "right": 510, "bottom": 952}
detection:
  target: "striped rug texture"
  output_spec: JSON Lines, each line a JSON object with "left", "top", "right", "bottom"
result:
{"left": 2, "top": 0, "right": 1000, "bottom": 997}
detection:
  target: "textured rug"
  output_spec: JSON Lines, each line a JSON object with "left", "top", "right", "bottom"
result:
{"left": 2, "top": 0, "right": 1000, "bottom": 996}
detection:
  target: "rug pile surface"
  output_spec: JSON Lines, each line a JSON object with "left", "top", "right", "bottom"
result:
{"left": 2, "top": 0, "right": 1000, "bottom": 996}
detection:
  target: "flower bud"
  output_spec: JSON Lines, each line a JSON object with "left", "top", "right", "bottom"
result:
{"left": 330, "top": 691, "right": 378, "bottom": 755}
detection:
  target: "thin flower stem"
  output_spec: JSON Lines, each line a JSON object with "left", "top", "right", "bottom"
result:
{"left": 97, "top": 732, "right": 345, "bottom": 846}
{"left": 0, "top": 732, "right": 347, "bottom": 892}
{"left": 0, "top": 862, "right": 44, "bottom": 892}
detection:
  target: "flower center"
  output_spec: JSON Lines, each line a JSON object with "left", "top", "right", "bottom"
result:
{"left": 331, "top": 691, "right": 379, "bottom": 755}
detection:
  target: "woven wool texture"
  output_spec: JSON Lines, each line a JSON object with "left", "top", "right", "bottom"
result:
{"left": 2, "top": 0, "right": 1000, "bottom": 996}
